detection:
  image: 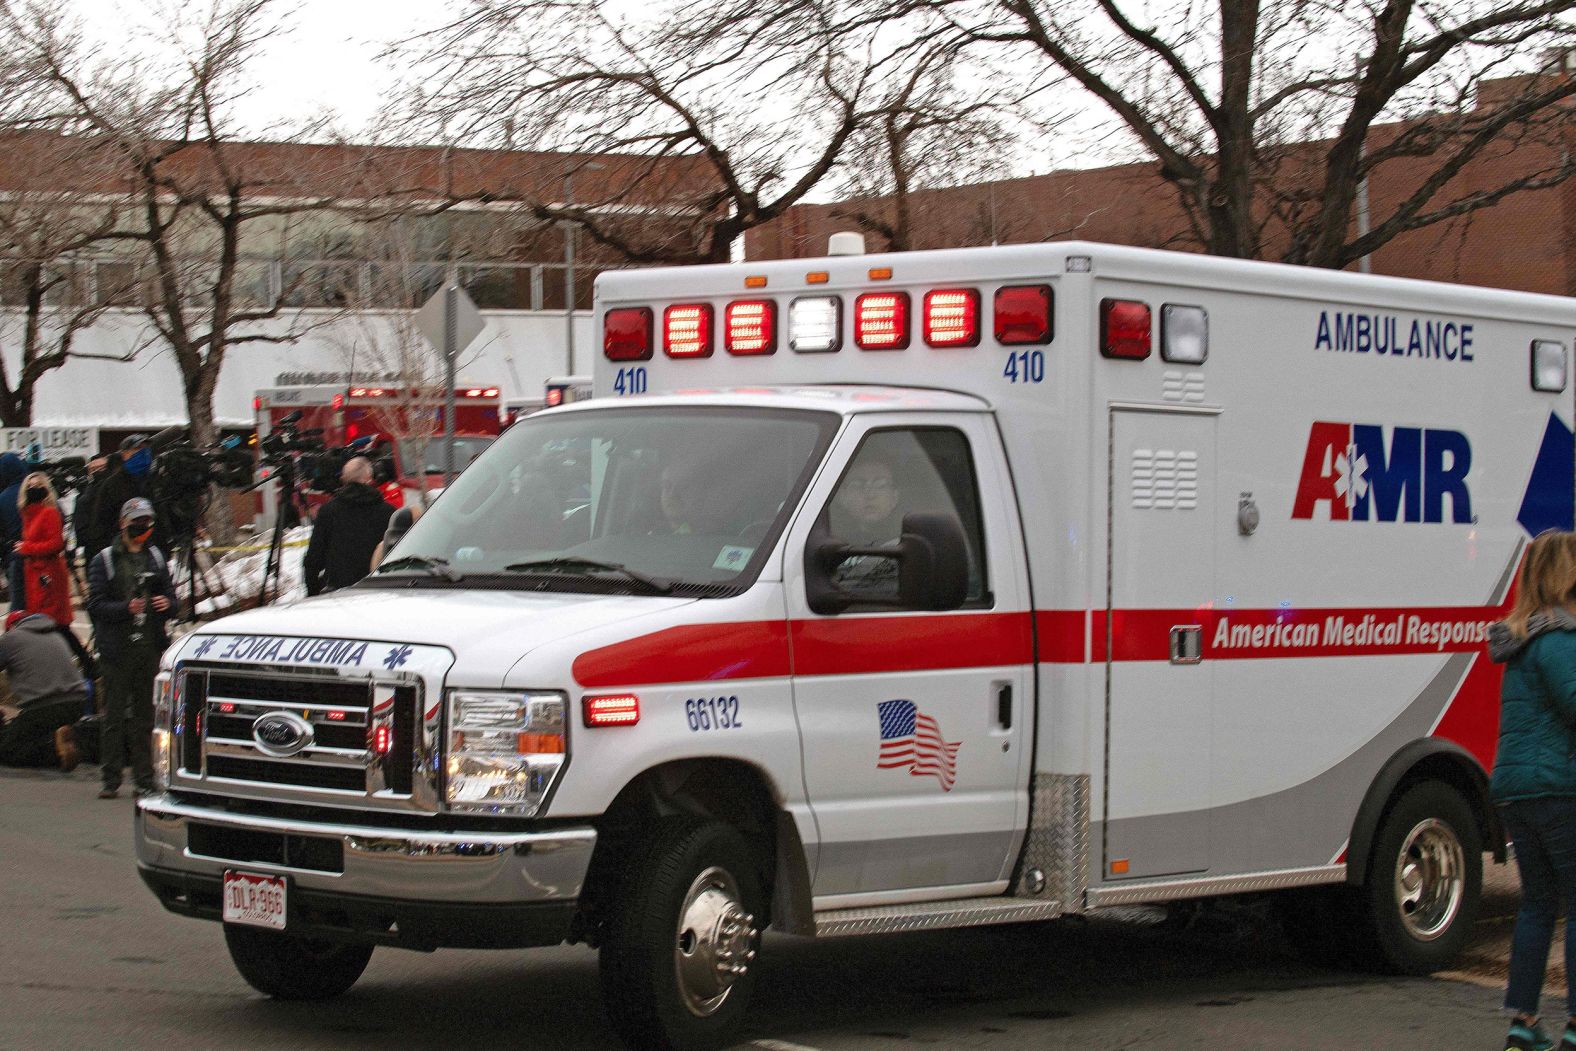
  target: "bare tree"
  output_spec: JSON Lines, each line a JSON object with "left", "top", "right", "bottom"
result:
{"left": 829, "top": 36, "right": 1050, "bottom": 252}
{"left": 6, "top": 0, "right": 358, "bottom": 447}
{"left": 0, "top": 131, "right": 137, "bottom": 425}
{"left": 413, "top": 0, "right": 895, "bottom": 263}
{"left": 889, "top": 0, "right": 1576, "bottom": 268}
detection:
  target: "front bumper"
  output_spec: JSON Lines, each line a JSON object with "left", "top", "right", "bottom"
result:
{"left": 135, "top": 794, "right": 595, "bottom": 950}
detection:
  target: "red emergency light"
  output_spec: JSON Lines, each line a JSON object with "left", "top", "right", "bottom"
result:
{"left": 252, "top": 396, "right": 261, "bottom": 412}
{"left": 372, "top": 725, "right": 392, "bottom": 756}
{"left": 725, "top": 300, "right": 777, "bottom": 355}
{"left": 855, "top": 292, "right": 910, "bottom": 350}
{"left": 995, "top": 285, "right": 1053, "bottom": 345}
{"left": 923, "top": 289, "right": 980, "bottom": 348}
{"left": 664, "top": 303, "right": 714, "bottom": 358}
{"left": 1101, "top": 298, "right": 1152, "bottom": 360}
{"left": 604, "top": 307, "right": 654, "bottom": 361}
{"left": 545, "top": 388, "right": 563, "bottom": 407}
{"left": 331, "top": 393, "right": 345, "bottom": 410}
{"left": 583, "top": 693, "right": 640, "bottom": 728}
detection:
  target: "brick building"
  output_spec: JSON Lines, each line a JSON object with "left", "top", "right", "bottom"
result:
{"left": 746, "top": 77, "right": 1575, "bottom": 298}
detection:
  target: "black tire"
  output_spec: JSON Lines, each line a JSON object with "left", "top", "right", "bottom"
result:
{"left": 223, "top": 926, "right": 374, "bottom": 1000}
{"left": 1350, "top": 780, "right": 1482, "bottom": 974}
{"left": 599, "top": 817, "right": 764, "bottom": 1051}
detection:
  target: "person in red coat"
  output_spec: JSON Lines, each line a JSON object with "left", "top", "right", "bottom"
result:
{"left": 15, "top": 472, "right": 73, "bottom": 629}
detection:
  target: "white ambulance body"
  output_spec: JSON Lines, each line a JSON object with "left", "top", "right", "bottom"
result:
{"left": 136, "top": 242, "right": 1575, "bottom": 1050}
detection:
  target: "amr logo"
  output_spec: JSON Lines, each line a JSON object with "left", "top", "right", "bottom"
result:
{"left": 1292, "top": 421, "right": 1472, "bottom": 524}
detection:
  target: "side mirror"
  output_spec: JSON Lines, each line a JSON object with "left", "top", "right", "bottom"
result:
{"left": 805, "top": 511, "right": 969, "bottom": 615}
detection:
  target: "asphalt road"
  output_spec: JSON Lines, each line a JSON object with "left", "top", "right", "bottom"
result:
{"left": 0, "top": 765, "right": 1534, "bottom": 1050}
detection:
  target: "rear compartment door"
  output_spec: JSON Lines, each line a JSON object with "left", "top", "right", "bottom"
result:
{"left": 1104, "top": 407, "right": 1219, "bottom": 881}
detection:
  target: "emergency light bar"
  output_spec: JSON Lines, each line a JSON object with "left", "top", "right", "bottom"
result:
{"left": 1101, "top": 299, "right": 1151, "bottom": 360}
{"left": 923, "top": 289, "right": 980, "bottom": 348}
{"left": 855, "top": 292, "right": 910, "bottom": 350}
{"left": 605, "top": 307, "right": 654, "bottom": 361}
{"left": 790, "top": 296, "right": 841, "bottom": 353}
{"left": 726, "top": 300, "right": 777, "bottom": 355}
{"left": 664, "top": 304, "right": 714, "bottom": 358}
{"left": 995, "top": 285, "right": 1052, "bottom": 345}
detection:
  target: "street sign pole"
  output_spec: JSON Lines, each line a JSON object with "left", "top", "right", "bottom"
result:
{"left": 415, "top": 280, "right": 487, "bottom": 492}
{"left": 444, "top": 273, "right": 458, "bottom": 486}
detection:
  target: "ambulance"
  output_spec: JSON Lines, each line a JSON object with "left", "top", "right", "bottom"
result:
{"left": 137, "top": 241, "right": 1575, "bottom": 1050}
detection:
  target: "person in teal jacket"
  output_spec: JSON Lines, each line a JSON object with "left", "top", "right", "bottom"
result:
{"left": 1490, "top": 530, "right": 1576, "bottom": 1051}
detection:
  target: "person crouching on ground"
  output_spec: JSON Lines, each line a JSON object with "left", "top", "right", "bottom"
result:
{"left": 1489, "top": 529, "right": 1576, "bottom": 1051}
{"left": 0, "top": 611, "right": 88, "bottom": 769}
{"left": 87, "top": 497, "right": 175, "bottom": 800}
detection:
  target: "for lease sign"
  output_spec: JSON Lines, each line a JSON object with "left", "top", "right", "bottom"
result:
{"left": 0, "top": 427, "right": 99, "bottom": 460}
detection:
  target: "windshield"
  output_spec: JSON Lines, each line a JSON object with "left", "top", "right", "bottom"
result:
{"left": 377, "top": 406, "right": 838, "bottom": 593}
{"left": 399, "top": 436, "right": 494, "bottom": 475}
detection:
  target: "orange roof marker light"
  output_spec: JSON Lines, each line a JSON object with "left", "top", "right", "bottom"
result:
{"left": 868, "top": 267, "right": 893, "bottom": 281}
{"left": 744, "top": 275, "right": 768, "bottom": 289}
{"left": 806, "top": 271, "right": 829, "bottom": 285}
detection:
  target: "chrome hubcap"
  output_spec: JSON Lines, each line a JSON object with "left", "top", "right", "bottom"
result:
{"left": 1394, "top": 817, "right": 1464, "bottom": 941}
{"left": 674, "top": 865, "right": 757, "bottom": 1018}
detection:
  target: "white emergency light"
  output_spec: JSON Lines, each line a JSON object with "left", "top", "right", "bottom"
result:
{"left": 790, "top": 296, "right": 842, "bottom": 352}
{"left": 1532, "top": 339, "right": 1567, "bottom": 392}
{"left": 1161, "top": 304, "right": 1209, "bottom": 365}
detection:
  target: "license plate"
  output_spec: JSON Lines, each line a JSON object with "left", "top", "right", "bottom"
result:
{"left": 222, "top": 870, "right": 287, "bottom": 930}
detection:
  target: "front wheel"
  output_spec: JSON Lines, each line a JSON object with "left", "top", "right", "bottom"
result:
{"left": 1355, "top": 780, "right": 1482, "bottom": 974}
{"left": 223, "top": 925, "right": 374, "bottom": 1000}
{"left": 599, "top": 817, "right": 764, "bottom": 1051}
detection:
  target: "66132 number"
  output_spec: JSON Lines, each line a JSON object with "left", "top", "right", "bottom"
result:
{"left": 686, "top": 695, "right": 742, "bottom": 731}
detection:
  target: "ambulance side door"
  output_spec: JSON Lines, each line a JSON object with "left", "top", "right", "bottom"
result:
{"left": 784, "top": 413, "right": 1032, "bottom": 902}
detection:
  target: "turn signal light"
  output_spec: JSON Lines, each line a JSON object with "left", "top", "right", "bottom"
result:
{"left": 664, "top": 303, "right": 714, "bottom": 358}
{"left": 855, "top": 292, "right": 910, "bottom": 350}
{"left": 726, "top": 300, "right": 777, "bottom": 355}
{"left": 923, "top": 288, "right": 980, "bottom": 348}
{"left": 1100, "top": 299, "right": 1151, "bottom": 360}
{"left": 604, "top": 307, "right": 654, "bottom": 361}
{"left": 583, "top": 694, "right": 640, "bottom": 727}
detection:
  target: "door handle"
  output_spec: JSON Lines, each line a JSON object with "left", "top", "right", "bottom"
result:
{"left": 996, "top": 683, "right": 1012, "bottom": 729}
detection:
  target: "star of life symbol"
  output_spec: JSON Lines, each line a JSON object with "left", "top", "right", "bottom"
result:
{"left": 1333, "top": 441, "right": 1368, "bottom": 510}
{"left": 383, "top": 644, "right": 414, "bottom": 670}
{"left": 194, "top": 637, "right": 217, "bottom": 658}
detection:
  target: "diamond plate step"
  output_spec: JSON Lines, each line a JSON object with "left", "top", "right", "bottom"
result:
{"left": 813, "top": 896, "right": 1064, "bottom": 938}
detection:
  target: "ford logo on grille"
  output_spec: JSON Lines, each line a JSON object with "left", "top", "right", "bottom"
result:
{"left": 252, "top": 711, "right": 314, "bottom": 757}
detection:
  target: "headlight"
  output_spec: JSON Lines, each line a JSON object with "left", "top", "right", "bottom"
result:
{"left": 152, "top": 672, "right": 174, "bottom": 791}
{"left": 445, "top": 690, "right": 567, "bottom": 816}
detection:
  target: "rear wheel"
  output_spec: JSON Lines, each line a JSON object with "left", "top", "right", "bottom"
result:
{"left": 1353, "top": 780, "right": 1481, "bottom": 973}
{"left": 223, "top": 926, "right": 374, "bottom": 1000}
{"left": 599, "top": 817, "right": 764, "bottom": 1051}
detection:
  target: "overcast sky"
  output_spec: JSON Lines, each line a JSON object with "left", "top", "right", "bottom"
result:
{"left": 67, "top": 0, "right": 458, "bottom": 136}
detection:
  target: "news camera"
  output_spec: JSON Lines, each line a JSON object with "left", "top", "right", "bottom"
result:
{"left": 259, "top": 410, "right": 386, "bottom": 493}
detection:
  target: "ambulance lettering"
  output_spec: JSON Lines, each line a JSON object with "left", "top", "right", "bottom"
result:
{"left": 1291, "top": 421, "right": 1472, "bottom": 523}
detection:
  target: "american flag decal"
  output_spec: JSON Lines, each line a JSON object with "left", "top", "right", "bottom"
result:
{"left": 877, "top": 699, "right": 960, "bottom": 791}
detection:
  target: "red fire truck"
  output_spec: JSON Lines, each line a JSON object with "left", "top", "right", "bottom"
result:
{"left": 254, "top": 383, "right": 503, "bottom": 511}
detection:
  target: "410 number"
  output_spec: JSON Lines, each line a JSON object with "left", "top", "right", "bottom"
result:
{"left": 1002, "top": 349, "right": 1045, "bottom": 384}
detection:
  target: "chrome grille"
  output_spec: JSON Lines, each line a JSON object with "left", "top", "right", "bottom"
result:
{"left": 176, "top": 668, "right": 424, "bottom": 805}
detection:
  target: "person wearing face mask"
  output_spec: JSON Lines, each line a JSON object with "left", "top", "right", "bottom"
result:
{"left": 87, "top": 435, "right": 160, "bottom": 567}
{"left": 87, "top": 497, "right": 176, "bottom": 799}
{"left": 15, "top": 472, "right": 73, "bottom": 631}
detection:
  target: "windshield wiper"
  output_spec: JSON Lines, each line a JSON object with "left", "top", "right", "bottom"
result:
{"left": 501, "top": 557, "right": 673, "bottom": 595}
{"left": 377, "top": 555, "right": 463, "bottom": 582}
